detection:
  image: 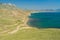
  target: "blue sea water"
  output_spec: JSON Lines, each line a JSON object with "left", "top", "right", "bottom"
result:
{"left": 27, "top": 12, "right": 60, "bottom": 28}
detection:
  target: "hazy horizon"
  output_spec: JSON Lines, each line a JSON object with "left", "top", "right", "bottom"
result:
{"left": 0, "top": 0, "right": 60, "bottom": 10}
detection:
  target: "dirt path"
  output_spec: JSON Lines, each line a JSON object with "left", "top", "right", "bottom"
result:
{"left": 8, "top": 24, "right": 20, "bottom": 34}
{"left": 0, "top": 11, "right": 31, "bottom": 34}
{"left": 8, "top": 24, "right": 31, "bottom": 34}
{"left": 8, "top": 12, "right": 31, "bottom": 34}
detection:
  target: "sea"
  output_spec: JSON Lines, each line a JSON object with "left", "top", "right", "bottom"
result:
{"left": 27, "top": 12, "right": 60, "bottom": 28}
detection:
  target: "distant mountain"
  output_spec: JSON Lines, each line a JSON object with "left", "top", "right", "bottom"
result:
{"left": 56, "top": 9, "right": 60, "bottom": 11}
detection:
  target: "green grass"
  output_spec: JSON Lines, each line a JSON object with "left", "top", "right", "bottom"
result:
{"left": 0, "top": 4, "right": 60, "bottom": 40}
{"left": 0, "top": 12, "right": 23, "bottom": 32}
{"left": 0, "top": 28, "right": 60, "bottom": 40}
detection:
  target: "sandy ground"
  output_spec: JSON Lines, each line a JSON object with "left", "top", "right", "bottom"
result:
{"left": 8, "top": 12, "right": 31, "bottom": 34}
{"left": 0, "top": 12, "right": 31, "bottom": 34}
{"left": 8, "top": 24, "right": 31, "bottom": 34}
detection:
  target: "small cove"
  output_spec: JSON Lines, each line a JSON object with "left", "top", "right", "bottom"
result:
{"left": 27, "top": 12, "right": 60, "bottom": 28}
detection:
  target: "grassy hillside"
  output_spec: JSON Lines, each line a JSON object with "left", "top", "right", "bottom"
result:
{"left": 0, "top": 3, "right": 26, "bottom": 33}
{"left": 0, "top": 28, "right": 60, "bottom": 40}
{"left": 0, "top": 3, "right": 60, "bottom": 40}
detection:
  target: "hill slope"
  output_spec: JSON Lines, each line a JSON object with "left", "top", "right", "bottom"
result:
{"left": 0, "top": 3, "right": 60, "bottom": 40}
{"left": 0, "top": 3, "right": 28, "bottom": 33}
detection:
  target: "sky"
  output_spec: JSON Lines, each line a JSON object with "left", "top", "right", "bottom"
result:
{"left": 0, "top": 0, "right": 60, "bottom": 10}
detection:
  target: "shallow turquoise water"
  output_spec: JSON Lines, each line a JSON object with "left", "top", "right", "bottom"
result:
{"left": 27, "top": 12, "right": 60, "bottom": 28}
